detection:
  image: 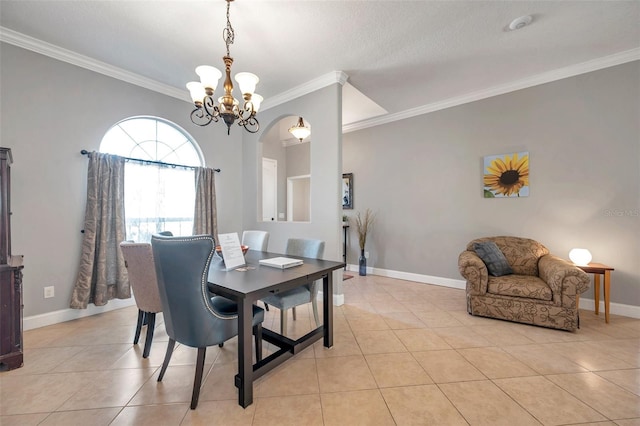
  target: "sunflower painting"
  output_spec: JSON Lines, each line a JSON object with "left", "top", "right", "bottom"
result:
{"left": 483, "top": 151, "right": 529, "bottom": 198}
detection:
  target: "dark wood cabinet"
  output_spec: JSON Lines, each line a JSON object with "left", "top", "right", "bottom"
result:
{"left": 0, "top": 147, "right": 23, "bottom": 371}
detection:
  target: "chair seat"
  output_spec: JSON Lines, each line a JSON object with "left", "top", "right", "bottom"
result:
{"left": 210, "top": 296, "right": 265, "bottom": 326}
{"left": 260, "top": 238, "right": 324, "bottom": 335}
{"left": 487, "top": 275, "right": 552, "bottom": 301}
{"left": 261, "top": 286, "right": 311, "bottom": 311}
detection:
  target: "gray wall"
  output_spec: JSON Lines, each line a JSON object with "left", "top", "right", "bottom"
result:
{"left": 1, "top": 43, "right": 244, "bottom": 317}
{"left": 261, "top": 126, "right": 288, "bottom": 220}
{"left": 242, "top": 84, "right": 344, "bottom": 294}
{"left": 286, "top": 142, "right": 310, "bottom": 177}
{"left": 343, "top": 61, "right": 640, "bottom": 308}
{"left": 260, "top": 122, "right": 311, "bottom": 221}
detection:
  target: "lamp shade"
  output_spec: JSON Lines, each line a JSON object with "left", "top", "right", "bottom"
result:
{"left": 186, "top": 82, "right": 206, "bottom": 104}
{"left": 569, "top": 248, "right": 592, "bottom": 266}
{"left": 250, "top": 94, "right": 263, "bottom": 112}
{"left": 196, "top": 65, "right": 222, "bottom": 91}
{"left": 235, "top": 72, "right": 259, "bottom": 96}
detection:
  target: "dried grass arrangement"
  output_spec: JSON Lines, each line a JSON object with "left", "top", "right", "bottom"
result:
{"left": 355, "top": 208, "right": 375, "bottom": 251}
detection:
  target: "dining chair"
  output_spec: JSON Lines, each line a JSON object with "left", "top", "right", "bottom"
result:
{"left": 151, "top": 234, "right": 264, "bottom": 410}
{"left": 260, "top": 238, "right": 325, "bottom": 335}
{"left": 120, "top": 241, "right": 165, "bottom": 358}
{"left": 242, "top": 230, "right": 270, "bottom": 251}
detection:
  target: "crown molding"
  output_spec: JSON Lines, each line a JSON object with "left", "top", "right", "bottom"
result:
{"left": 260, "top": 71, "right": 349, "bottom": 111}
{"left": 3, "top": 26, "right": 637, "bottom": 133}
{"left": 1, "top": 26, "right": 348, "bottom": 110}
{"left": 0, "top": 27, "right": 188, "bottom": 102}
{"left": 343, "top": 47, "right": 640, "bottom": 133}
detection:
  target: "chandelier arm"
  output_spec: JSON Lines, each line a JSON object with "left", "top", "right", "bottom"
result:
{"left": 240, "top": 116, "right": 260, "bottom": 133}
{"left": 239, "top": 101, "right": 255, "bottom": 117}
{"left": 190, "top": 107, "right": 214, "bottom": 127}
{"left": 202, "top": 96, "right": 220, "bottom": 120}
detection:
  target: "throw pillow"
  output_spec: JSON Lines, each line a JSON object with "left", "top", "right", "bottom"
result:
{"left": 473, "top": 241, "right": 514, "bottom": 277}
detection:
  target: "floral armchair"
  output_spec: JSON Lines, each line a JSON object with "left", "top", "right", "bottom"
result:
{"left": 458, "top": 236, "right": 589, "bottom": 331}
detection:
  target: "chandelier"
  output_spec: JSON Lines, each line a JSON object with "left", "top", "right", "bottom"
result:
{"left": 288, "top": 117, "right": 311, "bottom": 142}
{"left": 187, "top": 0, "right": 262, "bottom": 134}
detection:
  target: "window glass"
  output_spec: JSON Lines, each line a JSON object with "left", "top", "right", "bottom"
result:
{"left": 99, "top": 116, "right": 204, "bottom": 241}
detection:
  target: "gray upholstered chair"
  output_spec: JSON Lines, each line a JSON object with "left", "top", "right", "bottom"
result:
{"left": 151, "top": 234, "right": 265, "bottom": 409}
{"left": 242, "top": 230, "right": 270, "bottom": 252}
{"left": 119, "top": 241, "right": 164, "bottom": 358}
{"left": 260, "top": 238, "right": 325, "bottom": 335}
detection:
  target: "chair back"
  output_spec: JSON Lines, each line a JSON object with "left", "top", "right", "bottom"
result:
{"left": 242, "top": 230, "right": 270, "bottom": 251}
{"left": 467, "top": 236, "right": 549, "bottom": 276}
{"left": 151, "top": 234, "right": 238, "bottom": 347}
{"left": 286, "top": 238, "right": 325, "bottom": 296}
{"left": 119, "top": 242, "right": 163, "bottom": 314}
{"left": 286, "top": 238, "right": 325, "bottom": 259}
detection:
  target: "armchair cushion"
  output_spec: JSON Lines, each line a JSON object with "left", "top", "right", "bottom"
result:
{"left": 488, "top": 275, "right": 552, "bottom": 301}
{"left": 473, "top": 241, "right": 513, "bottom": 277}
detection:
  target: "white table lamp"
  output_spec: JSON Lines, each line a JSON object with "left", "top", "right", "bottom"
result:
{"left": 569, "top": 248, "right": 592, "bottom": 266}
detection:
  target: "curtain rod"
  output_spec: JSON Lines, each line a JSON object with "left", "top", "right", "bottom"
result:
{"left": 80, "top": 150, "right": 220, "bottom": 172}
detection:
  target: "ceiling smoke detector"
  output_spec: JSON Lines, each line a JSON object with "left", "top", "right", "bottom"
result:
{"left": 508, "top": 15, "right": 533, "bottom": 31}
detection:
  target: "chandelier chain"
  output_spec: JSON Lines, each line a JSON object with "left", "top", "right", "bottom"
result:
{"left": 223, "top": 0, "right": 235, "bottom": 57}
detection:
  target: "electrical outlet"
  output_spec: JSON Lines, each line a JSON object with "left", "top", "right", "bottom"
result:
{"left": 365, "top": 251, "right": 369, "bottom": 259}
{"left": 44, "top": 286, "right": 55, "bottom": 299}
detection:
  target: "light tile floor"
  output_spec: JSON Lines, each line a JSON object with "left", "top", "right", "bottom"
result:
{"left": 2, "top": 274, "right": 639, "bottom": 425}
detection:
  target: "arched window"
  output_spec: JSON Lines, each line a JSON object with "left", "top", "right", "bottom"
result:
{"left": 100, "top": 116, "right": 204, "bottom": 242}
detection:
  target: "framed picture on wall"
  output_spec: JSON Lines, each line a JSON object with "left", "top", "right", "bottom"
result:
{"left": 342, "top": 173, "right": 353, "bottom": 209}
{"left": 483, "top": 151, "right": 529, "bottom": 198}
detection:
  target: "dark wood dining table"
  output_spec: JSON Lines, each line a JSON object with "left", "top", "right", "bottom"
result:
{"left": 207, "top": 249, "right": 345, "bottom": 408}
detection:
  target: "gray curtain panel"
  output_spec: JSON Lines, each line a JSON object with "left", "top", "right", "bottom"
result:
{"left": 70, "top": 152, "right": 128, "bottom": 308}
{"left": 193, "top": 167, "right": 219, "bottom": 242}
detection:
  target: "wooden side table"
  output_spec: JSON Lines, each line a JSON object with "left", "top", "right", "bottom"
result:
{"left": 576, "top": 263, "right": 615, "bottom": 323}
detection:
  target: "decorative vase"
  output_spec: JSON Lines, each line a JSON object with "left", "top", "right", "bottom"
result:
{"left": 359, "top": 249, "right": 367, "bottom": 276}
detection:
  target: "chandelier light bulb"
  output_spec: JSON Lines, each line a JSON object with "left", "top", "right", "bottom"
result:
{"left": 569, "top": 248, "right": 592, "bottom": 266}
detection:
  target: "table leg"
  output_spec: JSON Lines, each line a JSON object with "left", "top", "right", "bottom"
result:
{"left": 237, "top": 298, "right": 254, "bottom": 408}
{"left": 604, "top": 270, "right": 611, "bottom": 323}
{"left": 323, "top": 273, "right": 334, "bottom": 348}
{"left": 594, "top": 273, "right": 600, "bottom": 316}
{"left": 343, "top": 226, "right": 347, "bottom": 271}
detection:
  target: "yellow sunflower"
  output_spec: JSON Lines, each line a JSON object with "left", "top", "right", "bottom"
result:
{"left": 484, "top": 152, "right": 529, "bottom": 197}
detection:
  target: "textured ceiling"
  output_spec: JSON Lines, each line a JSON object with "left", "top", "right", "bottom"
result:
{"left": 1, "top": 1, "right": 639, "bottom": 127}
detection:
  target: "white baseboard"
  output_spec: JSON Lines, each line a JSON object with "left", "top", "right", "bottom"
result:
{"left": 346, "top": 264, "right": 640, "bottom": 319}
{"left": 578, "top": 298, "right": 640, "bottom": 319}
{"left": 346, "top": 264, "right": 466, "bottom": 290}
{"left": 24, "top": 298, "right": 136, "bottom": 331}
